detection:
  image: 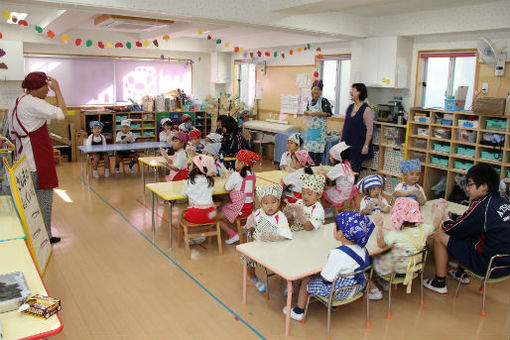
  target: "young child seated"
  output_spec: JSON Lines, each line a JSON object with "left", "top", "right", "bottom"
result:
{"left": 357, "top": 175, "right": 390, "bottom": 215}
{"left": 205, "top": 133, "right": 223, "bottom": 144}
{"left": 186, "top": 129, "right": 204, "bottom": 156}
{"left": 86, "top": 121, "right": 110, "bottom": 178}
{"left": 160, "top": 132, "right": 189, "bottom": 181}
{"left": 282, "top": 150, "right": 315, "bottom": 203}
{"left": 284, "top": 174, "right": 326, "bottom": 231}
{"left": 115, "top": 119, "right": 138, "bottom": 174}
{"left": 203, "top": 143, "right": 227, "bottom": 177}
{"left": 218, "top": 150, "right": 261, "bottom": 244}
{"left": 280, "top": 133, "right": 301, "bottom": 171}
{"left": 242, "top": 184, "right": 292, "bottom": 293}
{"left": 178, "top": 114, "right": 194, "bottom": 133}
{"left": 369, "top": 197, "right": 435, "bottom": 299}
{"left": 323, "top": 141, "right": 357, "bottom": 208}
{"left": 283, "top": 211, "right": 374, "bottom": 321}
{"left": 159, "top": 118, "right": 176, "bottom": 143}
{"left": 393, "top": 159, "right": 426, "bottom": 205}
{"left": 220, "top": 116, "right": 250, "bottom": 158}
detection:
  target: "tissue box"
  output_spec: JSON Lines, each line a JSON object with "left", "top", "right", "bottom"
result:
{"left": 486, "top": 118, "right": 507, "bottom": 131}
{"left": 458, "top": 120, "right": 478, "bottom": 128}
{"left": 445, "top": 99, "right": 465, "bottom": 111}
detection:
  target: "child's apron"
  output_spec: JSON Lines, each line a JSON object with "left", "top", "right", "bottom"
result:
{"left": 324, "top": 161, "right": 357, "bottom": 207}
{"left": 303, "top": 97, "right": 327, "bottom": 154}
{"left": 223, "top": 173, "right": 256, "bottom": 223}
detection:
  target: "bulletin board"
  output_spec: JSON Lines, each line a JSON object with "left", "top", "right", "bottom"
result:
{"left": 3, "top": 156, "right": 52, "bottom": 275}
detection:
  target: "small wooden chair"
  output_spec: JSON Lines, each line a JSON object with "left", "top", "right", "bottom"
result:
{"left": 178, "top": 220, "right": 222, "bottom": 259}
{"left": 119, "top": 156, "right": 140, "bottom": 173}
{"left": 236, "top": 216, "right": 249, "bottom": 244}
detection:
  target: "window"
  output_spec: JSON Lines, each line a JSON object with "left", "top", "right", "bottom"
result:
{"left": 235, "top": 62, "right": 256, "bottom": 107}
{"left": 319, "top": 56, "right": 351, "bottom": 116}
{"left": 25, "top": 56, "right": 192, "bottom": 105}
{"left": 419, "top": 52, "right": 477, "bottom": 109}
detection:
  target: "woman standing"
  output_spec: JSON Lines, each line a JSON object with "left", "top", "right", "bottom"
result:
{"left": 341, "top": 83, "right": 373, "bottom": 173}
{"left": 9, "top": 72, "right": 67, "bottom": 244}
{"left": 303, "top": 80, "right": 332, "bottom": 165}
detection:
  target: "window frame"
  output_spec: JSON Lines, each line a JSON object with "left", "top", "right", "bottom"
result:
{"left": 233, "top": 59, "right": 257, "bottom": 108}
{"left": 316, "top": 54, "right": 351, "bottom": 117}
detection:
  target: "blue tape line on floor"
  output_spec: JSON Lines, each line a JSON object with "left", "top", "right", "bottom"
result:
{"left": 80, "top": 178, "right": 266, "bottom": 340}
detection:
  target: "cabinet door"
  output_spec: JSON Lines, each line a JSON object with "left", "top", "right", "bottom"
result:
{"left": 361, "top": 38, "right": 379, "bottom": 86}
{"left": 376, "top": 37, "right": 397, "bottom": 87}
{"left": 0, "top": 41, "right": 24, "bottom": 80}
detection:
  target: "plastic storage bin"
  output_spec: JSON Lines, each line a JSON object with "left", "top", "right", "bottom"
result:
{"left": 486, "top": 118, "right": 507, "bottom": 131}
{"left": 454, "top": 160, "right": 473, "bottom": 171}
{"left": 456, "top": 145, "right": 475, "bottom": 157}
{"left": 411, "top": 139, "right": 428, "bottom": 149}
{"left": 458, "top": 120, "right": 478, "bottom": 128}
{"left": 415, "top": 116, "right": 430, "bottom": 123}
{"left": 480, "top": 150, "right": 503, "bottom": 161}
{"left": 431, "top": 155, "right": 449, "bottom": 167}
{"left": 444, "top": 99, "right": 465, "bottom": 111}
{"left": 434, "top": 128, "right": 452, "bottom": 139}
{"left": 457, "top": 129, "right": 477, "bottom": 143}
{"left": 433, "top": 142, "right": 450, "bottom": 153}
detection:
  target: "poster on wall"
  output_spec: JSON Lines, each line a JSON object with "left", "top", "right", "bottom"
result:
{"left": 3, "top": 156, "right": 51, "bottom": 274}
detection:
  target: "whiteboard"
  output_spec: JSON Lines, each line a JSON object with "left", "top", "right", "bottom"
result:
{"left": 4, "top": 156, "right": 51, "bottom": 274}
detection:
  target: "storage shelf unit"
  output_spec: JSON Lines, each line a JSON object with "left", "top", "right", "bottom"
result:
{"left": 406, "top": 108, "right": 510, "bottom": 200}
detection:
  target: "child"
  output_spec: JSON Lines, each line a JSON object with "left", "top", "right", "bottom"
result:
{"left": 186, "top": 129, "right": 204, "bottom": 157}
{"left": 115, "top": 119, "right": 138, "bottom": 174}
{"left": 159, "top": 118, "right": 175, "bottom": 143}
{"left": 280, "top": 133, "right": 301, "bottom": 171}
{"left": 282, "top": 150, "right": 314, "bottom": 203}
{"left": 357, "top": 174, "right": 390, "bottom": 215}
{"left": 283, "top": 211, "right": 374, "bottom": 321}
{"left": 284, "top": 174, "right": 326, "bottom": 231}
{"left": 323, "top": 141, "right": 357, "bottom": 208}
{"left": 218, "top": 150, "right": 261, "bottom": 244}
{"left": 220, "top": 116, "right": 250, "bottom": 157}
{"left": 203, "top": 143, "right": 227, "bottom": 177}
{"left": 160, "top": 132, "right": 189, "bottom": 181}
{"left": 205, "top": 133, "right": 223, "bottom": 144}
{"left": 178, "top": 114, "right": 194, "bottom": 133}
{"left": 215, "top": 114, "right": 228, "bottom": 135}
{"left": 369, "top": 198, "right": 435, "bottom": 299}
{"left": 393, "top": 159, "right": 426, "bottom": 205}
{"left": 86, "top": 121, "right": 110, "bottom": 179}
{"left": 242, "top": 184, "right": 292, "bottom": 293}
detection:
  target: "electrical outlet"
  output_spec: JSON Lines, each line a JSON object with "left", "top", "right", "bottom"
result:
{"left": 482, "top": 83, "right": 489, "bottom": 94}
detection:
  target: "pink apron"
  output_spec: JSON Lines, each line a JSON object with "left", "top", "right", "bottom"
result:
{"left": 223, "top": 173, "right": 256, "bottom": 223}
{"left": 324, "top": 161, "right": 357, "bottom": 207}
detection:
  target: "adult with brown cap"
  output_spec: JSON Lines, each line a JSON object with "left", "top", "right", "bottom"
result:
{"left": 9, "top": 71, "right": 67, "bottom": 244}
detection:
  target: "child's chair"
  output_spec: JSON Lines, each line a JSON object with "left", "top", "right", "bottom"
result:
{"left": 453, "top": 253, "right": 510, "bottom": 316}
{"left": 236, "top": 216, "right": 249, "bottom": 244}
{"left": 119, "top": 155, "right": 140, "bottom": 173}
{"left": 87, "top": 157, "right": 108, "bottom": 178}
{"left": 302, "top": 265, "right": 373, "bottom": 340}
{"left": 177, "top": 220, "right": 223, "bottom": 260}
{"left": 379, "top": 248, "right": 428, "bottom": 319}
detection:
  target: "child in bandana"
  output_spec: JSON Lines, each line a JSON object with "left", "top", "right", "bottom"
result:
{"left": 159, "top": 118, "right": 176, "bottom": 143}
{"left": 160, "top": 132, "right": 189, "bottom": 181}
{"left": 86, "top": 121, "right": 110, "bottom": 179}
{"left": 284, "top": 174, "right": 326, "bottom": 232}
{"left": 205, "top": 133, "right": 223, "bottom": 144}
{"left": 115, "top": 119, "right": 138, "bottom": 174}
{"left": 203, "top": 143, "right": 227, "bottom": 177}
{"left": 283, "top": 211, "right": 374, "bottom": 321}
{"left": 322, "top": 141, "right": 357, "bottom": 208}
{"left": 368, "top": 198, "right": 435, "bottom": 300}
{"left": 393, "top": 159, "right": 426, "bottom": 205}
{"left": 178, "top": 114, "right": 194, "bottom": 133}
{"left": 242, "top": 184, "right": 292, "bottom": 293}
{"left": 186, "top": 129, "right": 204, "bottom": 157}
{"left": 282, "top": 150, "right": 315, "bottom": 203}
{"left": 357, "top": 174, "right": 390, "bottom": 215}
{"left": 280, "top": 133, "right": 302, "bottom": 171}
{"left": 219, "top": 150, "right": 261, "bottom": 244}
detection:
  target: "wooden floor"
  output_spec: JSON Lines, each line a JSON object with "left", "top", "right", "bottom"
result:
{"left": 44, "top": 160, "right": 510, "bottom": 340}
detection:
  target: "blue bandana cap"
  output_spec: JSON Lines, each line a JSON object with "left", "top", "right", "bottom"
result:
{"left": 400, "top": 159, "right": 421, "bottom": 174}
{"left": 89, "top": 121, "right": 104, "bottom": 129}
{"left": 336, "top": 211, "right": 375, "bottom": 248}
{"left": 356, "top": 174, "right": 385, "bottom": 194}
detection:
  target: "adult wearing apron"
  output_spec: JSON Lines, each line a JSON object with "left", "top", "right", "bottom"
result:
{"left": 9, "top": 72, "right": 67, "bottom": 244}
{"left": 303, "top": 80, "right": 332, "bottom": 165}
{"left": 341, "top": 83, "right": 374, "bottom": 173}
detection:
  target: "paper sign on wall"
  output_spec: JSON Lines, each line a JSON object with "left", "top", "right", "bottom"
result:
{"left": 4, "top": 156, "right": 52, "bottom": 274}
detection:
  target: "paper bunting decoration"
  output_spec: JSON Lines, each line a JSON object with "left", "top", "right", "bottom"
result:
{"left": 316, "top": 54, "right": 323, "bottom": 59}
{"left": 249, "top": 52, "right": 254, "bottom": 58}
{"left": 289, "top": 49, "right": 293, "bottom": 55}
{"left": 240, "top": 48, "right": 244, "bottom": 52}
{"left": 0, "top": 33, "right": 2, "bottom": 39}
{"left": 160, "top": 54, "right": 165, "bottom": 60}
{"left": 162, "top": 34, "right": 170, "bottom": 41}
{"left": 313, "top": 71, "right": 319, "bottom": 78}
{"left": 0, "top": 62, "right": 7, "bottom": 69}
{"left": 264, "top": 51, "right": 270, "bottom": 57}
{"left": 297, "top": 48, "right": 302, "bottom": 52}
{"left": 60, "top": 35, "right": 70, "bottom": 43}
{"left": 257, "top": 51, "right": 261, "bottom": 57}
{"left": 18, "top": 20, "right": 28, "bottom": 27}
{"left": 86, "top": 40, "right": 93, "bottom": 47}
{"left": 11, "top": 16, "right": 17, "bottom": 23}
{"left": 136, "top": 41, "right": 142, "bottom": 47}
{"left": 316, "top": 47, "right": 321, "bottom": 52}
{"left": 281, "top": 52, "right": 285, "bottom": 58}
{"left": 225, "top": 42, "right": 229, "bottom": 47}
{"left": 35, "top": 26, "right": 43, "bottom": 33}
{"left": 198, "top": 56, "right": 202, "bottom": 61}
{"left": 126, "top": 42, "right": 131, "bottom": 49}
{"left": 153, "top": 39, "right": 159, "bottom": 47}
{"left": 274, "top": 51, "right": 277, "bottom": 57}
{"left": 198, "top": 29, "right": 203, "bottom": 34}
{"left": 106, "top": 42, "right": 113, "bottom": 48}
{"left": 98, "top": 41, "right": 105, "bottom": 49}
{"left": 215, "top": 39, "right": 221, "bottom": 44}
{"left": 234, "top": 46, "right": 239, "bottom": 53}
{"left": 115, "top": 42, "right": 123, "bottom": 48}
{"left": 307, "top": 43, "right": 311, "bottom": 49}
{"left": 207, "top": 34, "right": 212, "bottom": 40}
{"left": 0, "top": 49, "right": 5, "bottom": 57}
{"left": 143, "top": 40, "right": 149, "bottom": 47}
{"left": 47, "top": 30, "right": 55, "bottom": 38}
{"left": 3, "top": 12, "right": 10, "bottom": 20}
{"left": 75, "top": 38, "right": 82, "bottom": 46}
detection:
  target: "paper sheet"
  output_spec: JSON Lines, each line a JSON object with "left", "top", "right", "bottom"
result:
{"left": 280, "top": 95, "right": 299, "bottom": 114}
{"left": 296, "top": 73, "right": 308, "bottom": 88}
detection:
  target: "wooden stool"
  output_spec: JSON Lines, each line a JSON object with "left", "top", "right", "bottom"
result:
{"left": 236, "top": 216, "right": 249, "bottom": 244}
{"left": 120, "top": 156, "right": 140, "bottom": 173}
{"left": 178, "top": 220, "right": 222, "bottom": 259}
{"left": 53, "top": 148, "right": 62, "bottom": 166}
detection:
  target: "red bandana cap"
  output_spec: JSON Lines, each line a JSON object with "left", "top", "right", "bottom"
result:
{"left": 189, "top": 129, "right": 201, "bottom": 139}
{"left": 22, "top": 72, "right": 48, "bottom": 90}
{"left": 236, "top": 149, "right": 261, "bottom": 167}
{"left": 181, "top": 114, "right": 191, "bottom": 122}
{"left": 173, "top": 132, "right": 189, "bottom": 144}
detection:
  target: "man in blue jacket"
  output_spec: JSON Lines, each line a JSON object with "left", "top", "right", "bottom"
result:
{"left": 425, "top": 164, "right": 510, "bottom": 294}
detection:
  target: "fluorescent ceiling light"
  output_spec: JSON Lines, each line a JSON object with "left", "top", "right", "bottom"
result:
{"left": 7, "top": 12, "right": 28, "bottom": 25}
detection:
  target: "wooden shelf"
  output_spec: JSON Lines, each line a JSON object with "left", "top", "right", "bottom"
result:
{"left": 452, "top": 154, "right": 474, "bottom": 161}
{"left": 380, "top": 144, "right": 404, "bottom": 149}
{"left": 429, "top": 123, "right": 454, "bottom": 128}
{"left": 426, "top": 164, "right": 449, "bottom": 171}
{"left": 451, "top": 140, "right": 477, "bottom": 146}
{"left": 429, "top": 136, "right": 452, "bottom": 142}
{"left": 478, "top": 128, "right": 508, "bottom": 134}
{"left": 450, "top": 168, "right": 468, "bottom": 175}
{"left": 374, "top": 121, "right": 407, "bottom": 128}
{"left": 410, "top": 121, "right": 430, "bottom": 126}
{"left": 429, "top": 150, "right": 451, "bottom": 156}
{"left": 478, "top": 158, "right": 503, "bottom": 165}
{"left": 379, "top": 170, "right": 401, "bottom": 178}
{"left": 407, "top": 147, "right": 427, "bottom": 153}
{"left": 409, "top": 134, "right": 428, "bottom": 140}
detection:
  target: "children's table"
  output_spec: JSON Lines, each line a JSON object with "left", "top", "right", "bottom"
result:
{"left": 138, "top": 156, "right": 166, "bottom": 196}
{"left": 0, "top": 239, "right": 63, "bottom": 340}
{"left": 0, "top": 196, "right": 25, "bottom": 242}
{"left": 255, "top": 166, "right": 332, "bottom": 184}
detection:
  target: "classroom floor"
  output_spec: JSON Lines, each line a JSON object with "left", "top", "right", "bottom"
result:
{"left": 44, "top": 160, "right": 510, "bottom": 340}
